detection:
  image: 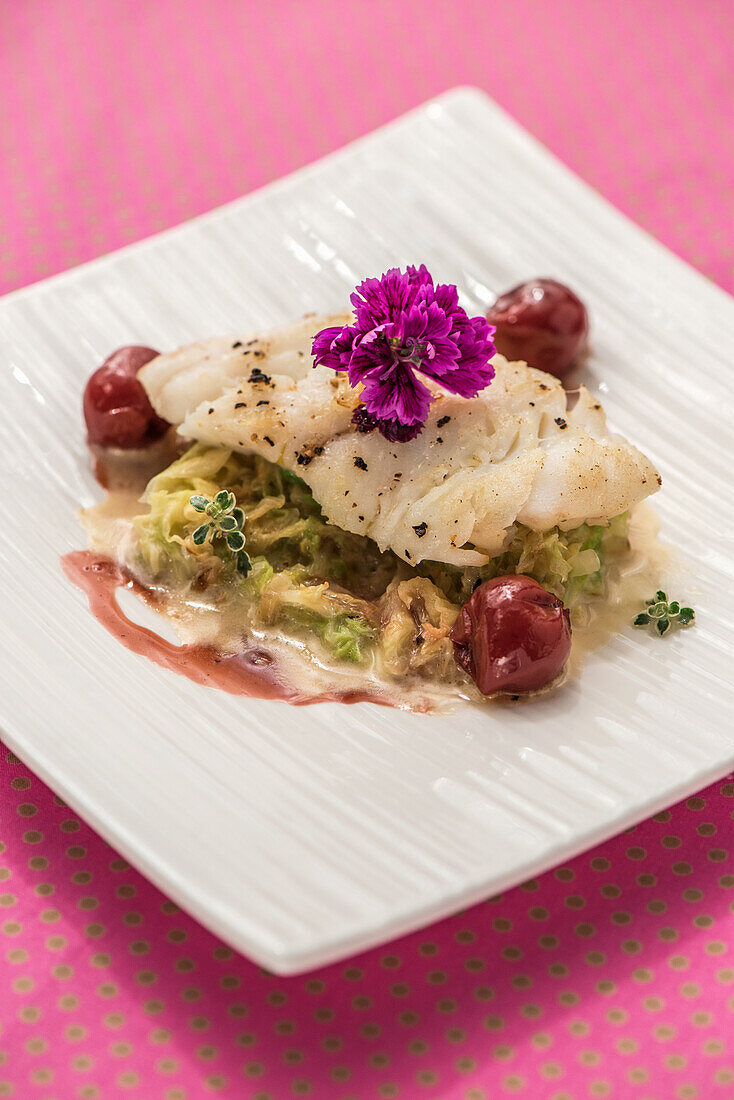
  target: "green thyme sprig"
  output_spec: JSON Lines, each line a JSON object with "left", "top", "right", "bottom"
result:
{"left": 633, "top": 591, "right": 695, "bottom": 636}
{"left": 189, "top": 490, "right": 252, "bottom": 576}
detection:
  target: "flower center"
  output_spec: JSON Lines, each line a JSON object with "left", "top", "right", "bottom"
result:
{"left": 388, "top": 335, "right": 427, "bottom": 367}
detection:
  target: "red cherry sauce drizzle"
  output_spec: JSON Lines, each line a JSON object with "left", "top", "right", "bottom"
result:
{"left": 61, "top": 551, "right": 388, "bottom": 708}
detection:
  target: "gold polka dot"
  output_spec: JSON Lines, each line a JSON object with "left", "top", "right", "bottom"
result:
{"left": 626, "top": 846, "right": 646, "bottom": 861}
{"left": 28, "top": 857, "right": 47, "bottom": 870}
{"left": 719, "top": 875, "right": 734, "bottom": 889}
{"left": 418, "top": 941, "right": 438, "bottom": 956}
{"left": 548, "top": 964, "right": 568, "bottom": 978}
{"left": 109, "top": 859, "right": 130, "bottom": 872}
{"left": 65, "top": 846, "right": 86, "bottom": 859}
{"left": 110, "top": 1041, "right": 132, "bottom": 1057}
{"left": 591, "top": 857, "right": 610, "bottom": 871}
{"left": 399, "top": 1011, "right": 418, "bottom": 1026}
{"left": 529, "top": 907, "right": 549, "bottom": 920}
{"left": 697, "top": 823, "right": 716, "bottom": 836}
{"left": 492, "top": 1043, "right": 514, "bottom": 1061}
{"left": 7, "top": 949, "right": 27, "bottom": 964}
{"left": 493, "top": 919, "right": 512, "bottom": 932}
{"left": 145, "top": 999, "right": 164, "bottom": 1014}
{"left": 501, "top": 1072, "right": 525, "bottom": 1091}
{"left": 97, "top": 983, "right": 118, "bottom": 999}
{"left": 538, "top": 935, "right": 558, "bottom": 950}
{"left": 706, "top": 940, "right": 726, "bottom": 955}
{"left": 502, "top": 947, "right": 522, "bottom": 960}
{"left": 11, "top": 777, "right": 31, "bottom": 790}
{"left": 575, "top": 923, "right": 596, "bottom": 938}
{"left": 60, "top": 819, "right": 80, "bottom": 832}
{"left": 2, "top": 922, "right": 21, "bottom": 937}
{"left": 585, "top": 951, "right": 605, "bottom": 967}
{"left": 104, "top": 1013, "right": 125, "bottom": 1029}
{"left": 703, "top": 1038, "right": 724, "bottom": 1055}
{"left": 484, "top": 1015, "right": 504, "bottom": 1031}
{"left": 716, "top": 968, "right": 734, "bottom": 984}
{"left": 596, "top": 981, "right": 616, "bottom": 995}
{"left": 600, "top": 885, "right": 621, "bottom": 899}
{"left": 558, "top": 992, "right": 579, "bottom": 1006}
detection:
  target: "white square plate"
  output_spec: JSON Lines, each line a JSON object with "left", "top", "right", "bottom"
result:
{"left": 2, "top": 88, "right": 733, "bottom": 974}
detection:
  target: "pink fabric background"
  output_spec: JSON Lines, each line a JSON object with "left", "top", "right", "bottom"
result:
{"left": 2, "top": 2, "right": 733, "bottom": 1098}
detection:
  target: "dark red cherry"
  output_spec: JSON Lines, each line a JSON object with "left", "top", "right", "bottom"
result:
{"left": 83, "top": 345, "right": 167, "bottom": 448}
{"left": 486, "top": 278, "right": 588, "bottom": 378}
{"left": 450, "top": 575, "right": 571, "bottom": 695}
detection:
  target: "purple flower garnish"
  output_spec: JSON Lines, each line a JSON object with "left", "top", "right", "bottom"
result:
{"left": 313, "top": 265, "right": 496, "bottom": 442}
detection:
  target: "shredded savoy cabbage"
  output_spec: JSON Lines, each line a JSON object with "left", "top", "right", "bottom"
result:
{"left": 132, "top": 443, "right": 629, "bottom": 672}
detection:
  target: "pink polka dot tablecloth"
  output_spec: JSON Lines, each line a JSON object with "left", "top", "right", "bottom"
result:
{"left": 2, "top": 2, "right": 733, "bottom": 1098}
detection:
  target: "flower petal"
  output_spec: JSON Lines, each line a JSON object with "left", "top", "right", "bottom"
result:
{"left": 312, "top": 325, "right": 357, "bottom": 370}
{"left": 361, "top": 362, "right": 432, "bottom": 425}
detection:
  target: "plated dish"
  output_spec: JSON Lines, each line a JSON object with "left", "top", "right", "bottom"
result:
{"left": 70, "top": 268, "right": 688, "bottom": 711}
{"left": 3, "top": 89, "right": 731, "bottom": 973}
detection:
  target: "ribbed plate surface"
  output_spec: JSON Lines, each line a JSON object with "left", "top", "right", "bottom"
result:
{"left": 2, "top": 88, "right": 733, "bottom": 973}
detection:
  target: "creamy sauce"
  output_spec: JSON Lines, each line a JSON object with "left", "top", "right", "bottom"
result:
{"left": 61, "top": 551, "right": 398, "bottom": 708}
{"left": 568, "top": 504, "right": 674, "bottom": 675}
{"left": 73, "top": 451, "right": 674, "bottom": 712}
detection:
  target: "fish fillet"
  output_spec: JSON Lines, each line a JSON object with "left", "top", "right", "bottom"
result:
{"left": 140, "top": 314, "right": 661, "bottom": 567}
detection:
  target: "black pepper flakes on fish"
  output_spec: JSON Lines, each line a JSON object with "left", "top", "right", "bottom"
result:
{"left": 296, "top": 453, "right": 312, "bottom": 466}
{"left": 256, "top": 400, "right": 269, "bottom": 406}
{"left": 263, "top": 435, "right": 275, "bottom": 447}
{"left": 234, "top": 402, "right": 246, "bottom": 409}
{"left": 249, "top": 367, "right": 271, "bottom": 384}
{"left": 436, "top": 437, "right": 443, "bottom": 444}
{"left": 437, "top": 415, "right": 451, "bottom": 427}
{"left": 413, "top": 522, "right": 427, "bottom": 538}
{"left": 208, "top": 407, "right": 214, "bottom": 414}
{"left": 555, "top": 417, "right": 568, "bottom": 429}
{"left": 354, "top": 457, "right": 368, "bottom": 471}
{"left": 231, "top": 341, "right": 242, "bottom": 348}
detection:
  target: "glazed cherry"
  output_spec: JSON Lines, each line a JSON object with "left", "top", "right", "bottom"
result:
{"left": 486, "top": 278, "right": 588, "bottom": 378}
{"left": 83, "top": 345, "right": 168, "bottom": 448}
{"left": 450, "top": 575, "right": 571, "bottom": 695}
